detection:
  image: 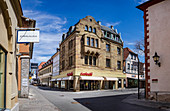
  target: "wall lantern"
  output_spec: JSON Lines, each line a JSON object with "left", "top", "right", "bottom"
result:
{"left": 152, "top": 52, "right": 161, "bottom": 67}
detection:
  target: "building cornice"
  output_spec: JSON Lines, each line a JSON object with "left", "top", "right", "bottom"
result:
{"left": 136, "top": 0, "right": 165, "bottom": 11}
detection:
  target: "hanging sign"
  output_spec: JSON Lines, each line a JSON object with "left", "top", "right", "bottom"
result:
{"left": 17, "top": 30, "right": 39, "bottom": 43}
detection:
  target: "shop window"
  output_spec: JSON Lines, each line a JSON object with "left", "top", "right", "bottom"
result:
{"left": 91, "top": 38, "right": 94, "bottom": 47}
{"left": 89, "top": 56, "right": 92, "bottom": 65}
{"left": 89, "top": 26, "right": 92, "bottom": 32}
{"left": 95, "top": 39, "right": 98, "bottom": 48}
{"left": 117, "top": 61, "right": 121, "bottom": 70}
{"left": 85, "top": 25, "right": 88, "bottom": 31}
{"left": 85, "top": 56, "right": 88, "bottom": 64}
{"left": 106, "top": 44, "right": 110, "bottom": 52}
{"left": 117, "top": 47, "right": 121, "bottom": 55}
{"left": 93, "top": 28, "right": 96, "bottom": 33}
{"left": 93, "top": 57, "right": 96, "bottom": 66}
{"left": 127, "top": 63, "right": 130, "bottom": 70}
{"left": 87, "top": 37, "right": 90, "bottom": 46}
{"left": 106, "top": 59, "right": 110, "bottom": 68}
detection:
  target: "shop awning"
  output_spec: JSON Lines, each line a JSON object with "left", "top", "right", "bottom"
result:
{"left": 62, "top": 76, "right": 73, "bottom": 80}
{"left": 105, "top": 77, "right": 118, "bottom": 81}
{"left": 57, "top": 78, "right": 62, "bottom": 81}
{"left": 80, "top": 76, "right": 104, "bottom": 80}
{"left": 50, "top": 79, "right": 56, "bottom": 82}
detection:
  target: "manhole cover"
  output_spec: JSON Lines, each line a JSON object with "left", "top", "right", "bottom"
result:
{"left": 71, "top": 102, "right": 79, "bottom": 104}
{"left": 59, "top": 95, "right": 64, "bottom": 97}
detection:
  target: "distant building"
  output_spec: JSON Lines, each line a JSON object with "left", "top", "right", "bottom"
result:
{"left": 55, "top": 16, "right": 125, "bottom": 91}
{"left": 137, "top": 0, "right": 170, "bottom": 100}
{"left": 123, "top": 48, "right": 145, "bottom": 88}
{"left": 38, "top": 59, "right": 53, "bottom": 86}
{"left": 51, "top": 49, "right": 60, "bottom": 87}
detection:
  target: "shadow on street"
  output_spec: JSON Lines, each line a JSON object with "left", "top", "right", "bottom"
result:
{"left": 74, "top": 94, "right": 165, "bottom": 111}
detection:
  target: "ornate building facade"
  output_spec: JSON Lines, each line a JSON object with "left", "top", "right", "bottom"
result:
{"left": 53, "top": 16, "right": 126, "bottom": 91}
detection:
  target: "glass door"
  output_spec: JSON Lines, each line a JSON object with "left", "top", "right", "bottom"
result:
{"left": 0, "top": 47, "right": 6, "bottom": 109}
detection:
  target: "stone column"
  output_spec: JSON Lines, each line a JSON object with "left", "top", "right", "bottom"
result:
{"left": 100, "top": 80, "right": 103, "bottom": 90}
{"left": 20, "top": 56, "right": 30, "bottom": 98}
{"left": 115, "top": 80, "right": 118, "bottom": 89}
{"left": 73, "top": 76, "right": 80, "bottom": 92}
{"left": 121, "top": 79, "right": 124, "bottom": 89}
{"left": 65, "top": 80, "right": 68, "bottom": 90}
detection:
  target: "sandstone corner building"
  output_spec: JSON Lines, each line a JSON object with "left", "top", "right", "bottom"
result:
{"left": 52, "top": 16, "right": 126, "bottom": 91}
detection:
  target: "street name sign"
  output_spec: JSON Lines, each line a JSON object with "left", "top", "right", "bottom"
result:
{"left": 17, "top": 30, "right": 39, "bottom": 43}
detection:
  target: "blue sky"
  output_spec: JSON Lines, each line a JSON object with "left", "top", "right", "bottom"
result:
{"left": 21, "top": 0, "right": 148, "bottom": 64}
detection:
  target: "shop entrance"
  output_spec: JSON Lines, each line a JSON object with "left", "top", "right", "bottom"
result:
{"left": 68, "top": 80, "right": 74, "bottom": 90}
{"left": 0, "top": 47, "right": 6, "bottom": 109}
{"left": 104, "top": 81, "right": 115, "bottom": 89}
{"left": 80, "top": 80, "right": 100, "bottom": 90}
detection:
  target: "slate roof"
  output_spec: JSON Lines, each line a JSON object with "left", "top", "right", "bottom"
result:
{"left": 101, "top": 25, "right": 117, "bottom": 35}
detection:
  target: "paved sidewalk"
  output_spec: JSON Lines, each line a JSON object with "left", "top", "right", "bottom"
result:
{"left": 19, "top": 87, "right": 60, "bottom": 111}
{"left": 122, "top": 93, "right": 170, "bottom": 110}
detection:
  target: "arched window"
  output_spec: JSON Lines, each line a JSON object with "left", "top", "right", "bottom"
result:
{"left": 89, "top": 26, "right": 92, "bottom": 32}
{"left": 85, "top": 25, "right": 88, "bottom": 31}
{"left": 93, "top": 28, "right": 96, "bottom": 33}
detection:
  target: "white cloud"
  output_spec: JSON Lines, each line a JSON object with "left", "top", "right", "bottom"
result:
{"left": 138, "top": 0, "right": 149, "bottom": 4}
{"left": 23, "top": 10, "right": 67, "bottom": 64}
{"left": 105, "top": 21, "right": 121, "bottom": 27}
{"left": 124, "top": 41, "right": 136, "bottom": 46}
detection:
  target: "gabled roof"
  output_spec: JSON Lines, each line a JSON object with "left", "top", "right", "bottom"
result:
{"left": 123, "top": 47, "right": 138, "bottom": 60}
{"left": 137, "top": 0, "right": 165, "bottom": 11}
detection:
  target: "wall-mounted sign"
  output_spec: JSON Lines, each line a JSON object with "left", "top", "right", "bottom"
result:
{"left": 31, "top": 63, "right": 38, "bottom": 69}
{"left": 22, "top": 78, "right": 28, "bottom": 86}
{"left": 67, "top": 72, "right": 73, "bottom": 76}
{"left": 80, "top": 72, "right": 93, "bottom": 76}
{"left": 132, "top": 75, "right": 136, "bottom": 77}
{"left": 17, "top": 30, "right": 39, "bottom": 43}
{"left": 152, "top": 79, "right": 158, "bottom": 83}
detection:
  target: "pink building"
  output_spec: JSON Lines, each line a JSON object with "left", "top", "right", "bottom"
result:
{"left": 137, "top": 0, "right": 170, "bottom": 100}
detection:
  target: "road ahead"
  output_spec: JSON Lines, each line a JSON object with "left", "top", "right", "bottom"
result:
{"left": 31, "top": 86, "right": 164, "bottom": 111}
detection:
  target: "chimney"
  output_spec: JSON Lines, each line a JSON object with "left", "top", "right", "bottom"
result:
{"left": 56, "top": 48, "right": 60, "bottom": 52}
{"left": 97, "top": 21, "right": 101, "bottom": 25}
{"left": 115, "top": 29, "right": 118, "bottom": 33}
{"left": 111, "top": 25, "right": 114, "bottom": 30}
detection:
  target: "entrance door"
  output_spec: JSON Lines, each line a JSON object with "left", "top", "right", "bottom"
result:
{"left": 0, "top": 47, "right": 6, "bottom": 109}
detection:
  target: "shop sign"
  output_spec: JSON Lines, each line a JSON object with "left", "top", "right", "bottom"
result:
{"left": 132, "top": 75, "right": 136, "bottom": 77}
{"left": 67, "top": 72, "right": 73, "bottom": 76}
{"left": 17, "top": 30, "right": 39, "bottom": 43}
{"left": 80, "top": 72, "right": 93, "bottom": 76}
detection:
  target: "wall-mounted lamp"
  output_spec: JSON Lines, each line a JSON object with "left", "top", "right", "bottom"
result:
{"left": 152, "top": 52, "right": 161, "bottom": 67}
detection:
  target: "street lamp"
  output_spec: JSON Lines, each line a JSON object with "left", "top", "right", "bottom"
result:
{"left": 152, "top": 52, "right": 161, "bottom": 67}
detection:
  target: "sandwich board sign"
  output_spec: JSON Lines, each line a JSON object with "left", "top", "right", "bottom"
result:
{"left": 17, "top": 30, "right": 39, "bottom": 43}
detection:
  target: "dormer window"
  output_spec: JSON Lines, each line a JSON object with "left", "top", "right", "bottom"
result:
{"left": 85, "top": 25, "right": 88, "bottom": 31}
